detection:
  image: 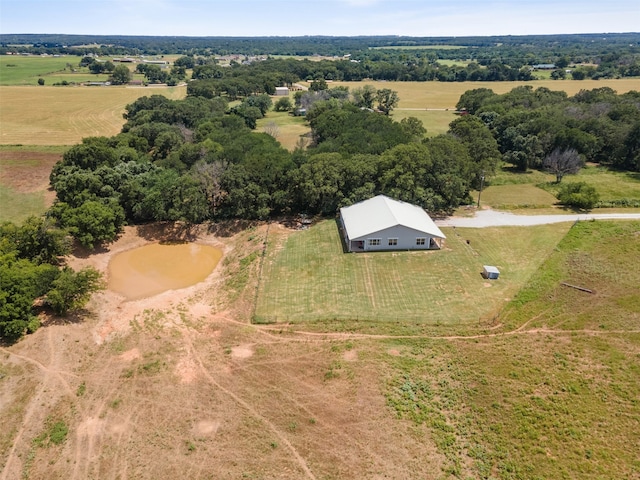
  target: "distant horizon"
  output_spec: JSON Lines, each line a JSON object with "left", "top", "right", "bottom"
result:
{"left": 2, "top": 31, "right": 639, "bottom": 39}
{"left": 1, "top": 0, "right": 638, "bottom": 38}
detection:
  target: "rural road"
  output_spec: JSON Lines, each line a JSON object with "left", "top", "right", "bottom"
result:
{"left": 435, "top": 209, "right": 640, "bottom": 228}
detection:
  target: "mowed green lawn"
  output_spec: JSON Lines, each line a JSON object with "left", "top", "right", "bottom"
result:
{"left": 255, "top": 220, "right": 570, "bottom": 331}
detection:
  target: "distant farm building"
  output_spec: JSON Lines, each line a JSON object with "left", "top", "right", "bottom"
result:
{"left": 339, "top": 195, "right": 446, "bottom": 252}
{"left": 275, "top": 86, "right": 289, "bottom": 96}
{"left": 532, "top": 63, "right": 556, "bottom": 70}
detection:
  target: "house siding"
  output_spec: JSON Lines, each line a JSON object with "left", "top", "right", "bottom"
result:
{"left": 357, "top": 226, "right": 441, "bottom": 251}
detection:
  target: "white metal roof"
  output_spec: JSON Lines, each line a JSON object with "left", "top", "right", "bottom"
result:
{"left": 340, "top": 195, "right": 446, "bottom": 241}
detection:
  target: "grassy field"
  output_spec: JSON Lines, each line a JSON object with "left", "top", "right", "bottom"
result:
{"left": 391, "top": 108, "right": 458, "bottom": 137}
{"left": 382, "top": 220, "right": 640, "bottom": 478}
{"left": 0, "top": 185, "right": 48, "bottom": 223}
{"left": 255, "top": 220, "right": 570, "bottom": 332}
{"left": 0, "top": 85, "right": 186, "bottom": 145}
{"left": 326, "top": 78, "right": 640, "bottom": 109}
{"left": 0, "top": 55, "right": 73, "bottom": 85}
{"left": 256, "top": 111, "right": 310, "bottom": 150}
{"left": 0, "top": 145, "right": 66, "bottom": 223}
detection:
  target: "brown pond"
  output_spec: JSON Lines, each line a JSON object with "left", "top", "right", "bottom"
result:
{"left": 108, "top": 243, "right": 223, "bottom": 300}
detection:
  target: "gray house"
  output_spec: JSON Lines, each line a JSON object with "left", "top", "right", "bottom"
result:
{"left": 339, "top": 195, "right": 446, "bottom": 252}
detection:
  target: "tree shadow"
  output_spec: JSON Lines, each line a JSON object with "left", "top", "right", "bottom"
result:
{"left": 136, "top": 221, "right": 200, "bottom": 243}
{"left": 39, "top": 307, "right": 89, "bottom": 327}
{"left": 71, "top": 242, "right": 110, "bottom": 259}
{"left": 205, "top": 219, "right": 261, "bottom": 238}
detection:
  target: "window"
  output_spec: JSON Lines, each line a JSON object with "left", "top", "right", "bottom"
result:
{"left": 388, "top": 238, "right": 398, "bottom": 246}
{"left": 416, "top": 237, "right": 426, "bottom": 246}
{"left": 368, "top": 238, "right": 381, "bottom": 246}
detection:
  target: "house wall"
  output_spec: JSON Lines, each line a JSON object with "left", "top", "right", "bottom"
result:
{"left": 355, "top": 226, "right": 442, "bottom": 251}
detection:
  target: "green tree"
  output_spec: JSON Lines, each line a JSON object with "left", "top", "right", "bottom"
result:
{"left": 109, "top": 64, "right": 132, "bottom": 85}
{"left": 309, "top": 78, "right": 328, "bottom": 91}
{"left": 556, "top": 182, "right": 599, "bottom": 209}
{"left": 351, "top": 85, "right": 377, "bottom": 109}
{"left": 51, "top": 200, "right": 125, "bottom": 249}
{"left": 0, "top": 255, "right": 58, "bottom": 341}
{"left": 400, "top": 117, "right": 426, "bottom": 141}
{"left": 376, "top": 88, "right": 399, "bottom": 115}
{"left": 274, "top": 96, "right": 293, "bottom": 112}
{"left": 45, "top": 267, "right": 104, "bottom": 316}
{"left": 3, "top": 216, "right": 70, "bottom": 265}
{"left": 449, "top": 115, "right": 501, "bottom": 186}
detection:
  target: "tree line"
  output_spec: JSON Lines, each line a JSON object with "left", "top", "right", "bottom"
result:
{"left": 456, "top": 85, "right": 640, "bottom": 173}
{"left": 2, "top": 33, "right": 639, "bottom": 81}
{"left": 45, "top": 86, "right": 501, "bottom": 252}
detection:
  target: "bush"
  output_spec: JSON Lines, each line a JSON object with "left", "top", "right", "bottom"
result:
{"left": 556, "top": 182, "right": 599, "bottom": 210}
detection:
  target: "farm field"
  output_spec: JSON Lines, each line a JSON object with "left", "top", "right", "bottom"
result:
{"left": 255, "top": 220, "right": 570, "bottom": 332}
{"left": 0, "top": 55, "right": 73, "bottom": 85}
{"left": 4, "top": 216, "right": 638, "bottom": 479}
{"left": 327, "top": 78, "right": 640, "bottom": 109}
{"left": 2, "top": 57, "right": 640, "bottom": 480}
{"left": 0, "top": 54, "right": 159, "bottom": 86}
{"left": 0, "top": 145, "right": 66, "bottom": 223}
{"left": 0, "top": 85, "right": 186, "bottom": 145}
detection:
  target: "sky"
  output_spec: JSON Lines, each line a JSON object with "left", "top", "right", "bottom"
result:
{"left": 1, "top": 0, "right": 638, "bottom": 38}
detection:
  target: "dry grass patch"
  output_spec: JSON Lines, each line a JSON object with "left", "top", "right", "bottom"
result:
{"left": 0, "top": 85, "right": 186, "bottom": 145}
{"left": 327, "top": 79, "right": 640, "bottom": 110}
{"left": 0, "top": 146, "right": 64, "bottom": 223}
{"left": 257, "top": 110, "right": 310, "bottom": 150}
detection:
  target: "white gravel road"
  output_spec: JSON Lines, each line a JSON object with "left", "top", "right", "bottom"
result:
{"left": 435, "top": 209, "right": 640, "bottom": 228}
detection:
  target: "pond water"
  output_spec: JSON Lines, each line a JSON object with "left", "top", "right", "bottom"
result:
{"left": 108, "top": 243, "right": 223, "bottom": 300}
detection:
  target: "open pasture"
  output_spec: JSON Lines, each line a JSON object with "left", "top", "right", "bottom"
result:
{"left": 0, "top": 85, "right": 186, "bottom": 145}
{"left": 0, "top": 146, "right": 65, "bottom": 223}
{"left": 255, "top": 220, "right": 570, "bottom": 332}
{"left": 328, "top": 78, "right": 640, "bottom": 109}
{"left": 391, "top": 108, "right": 457, "bottom": 137}
{"left": 0, "top": 55, "right": 72, "bottom": 85}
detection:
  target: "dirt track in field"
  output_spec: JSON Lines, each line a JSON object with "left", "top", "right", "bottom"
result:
{"left": 0, "top": 223, "right": 447, "bottom": 479}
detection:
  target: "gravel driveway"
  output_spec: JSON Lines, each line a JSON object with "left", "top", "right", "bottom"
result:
{"left": 435, "top": 209, "right": 640, "bottom": 228}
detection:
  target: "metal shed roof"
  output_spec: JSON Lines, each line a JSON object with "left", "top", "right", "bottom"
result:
{"left": 340, "top": 195, "right": 446, "bottom": 241}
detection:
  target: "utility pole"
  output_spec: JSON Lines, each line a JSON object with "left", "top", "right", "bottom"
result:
{"left": 477, "top": 171, "right": 485, "bottom": 208}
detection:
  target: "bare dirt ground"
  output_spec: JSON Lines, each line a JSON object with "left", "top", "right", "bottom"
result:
{"left": 0, "top": 222, "right": 446, "bottom": 480}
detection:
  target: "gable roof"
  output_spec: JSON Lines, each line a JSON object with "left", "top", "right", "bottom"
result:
{"left": 340, "top": 195, "right": 446, "bottom": 241}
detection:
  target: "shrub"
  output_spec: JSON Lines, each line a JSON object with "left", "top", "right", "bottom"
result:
{"left": 556, "top": 182, "right": 599, "bottom": 210}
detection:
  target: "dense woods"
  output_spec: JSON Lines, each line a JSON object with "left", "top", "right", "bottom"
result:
{"left": 43, "top": 79, "right": 639, "bottom": 255}
{"left": 46, "top": 89, "right": 495, "bottom": 238}
{"left": 456, "top": 86, "right": 640, "bottom": 173}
